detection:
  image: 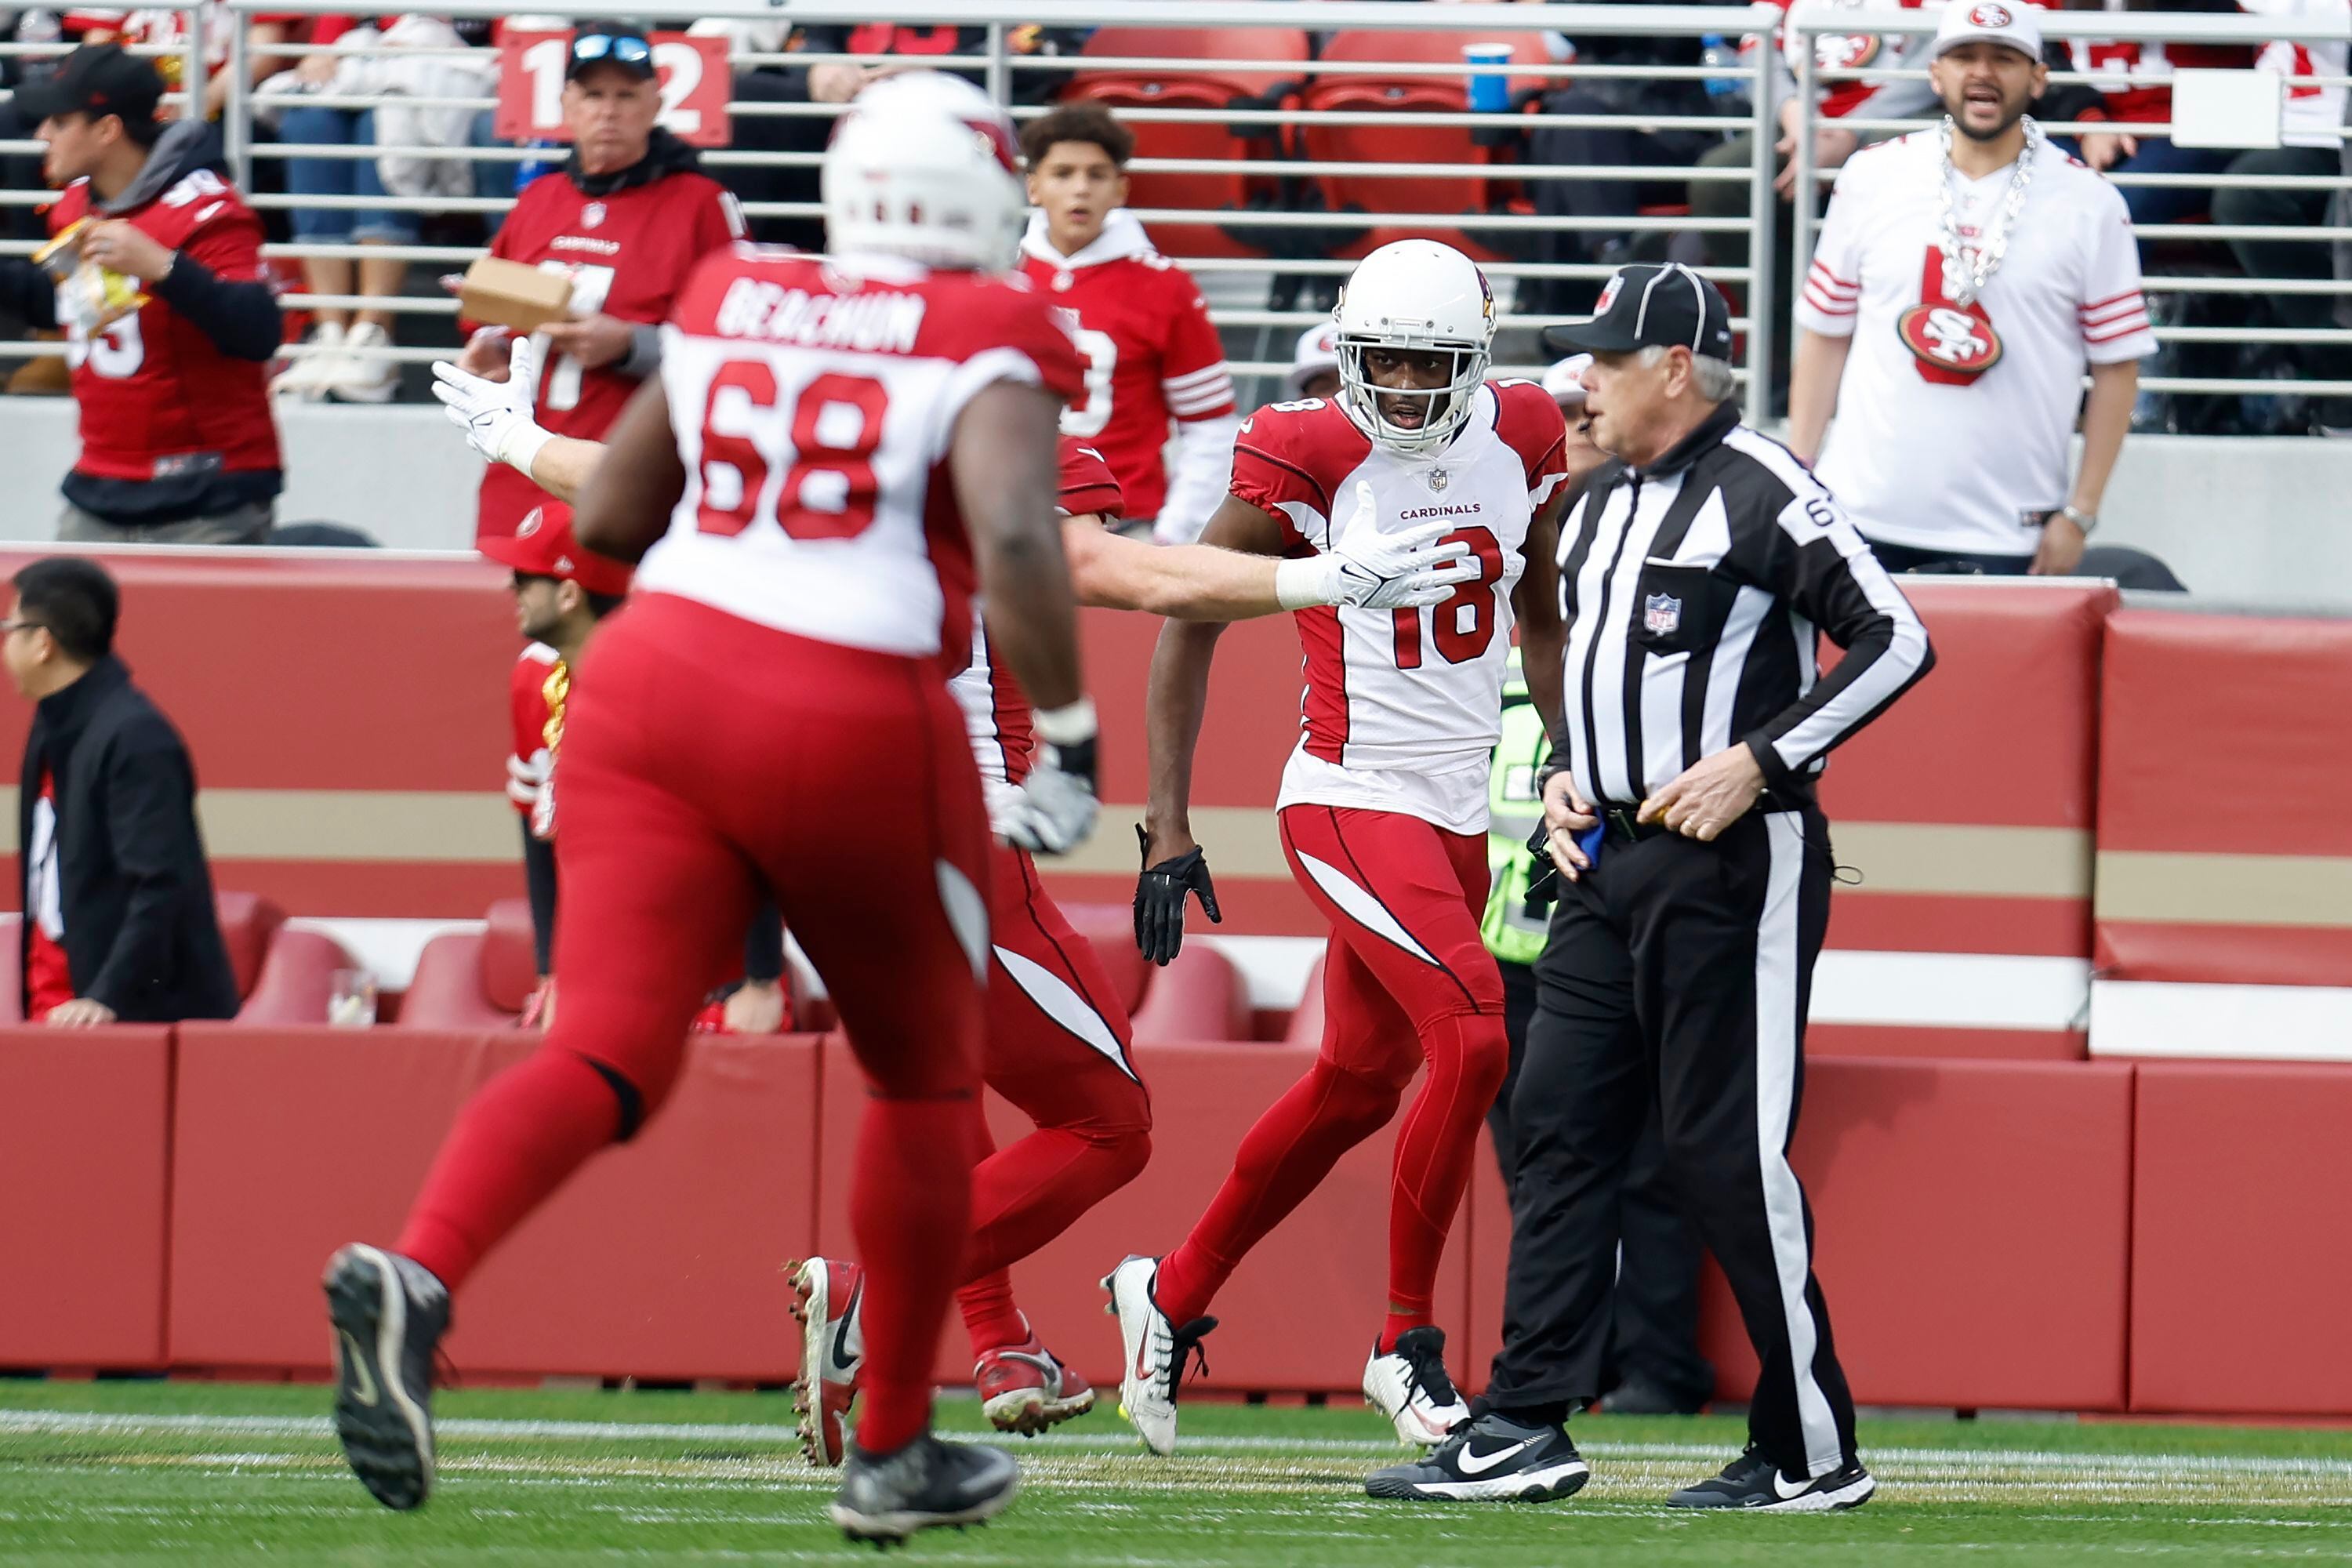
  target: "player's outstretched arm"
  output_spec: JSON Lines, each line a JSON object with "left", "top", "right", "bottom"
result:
{"left": 572, "top": 377, "right": 687, "bottom": 564}
{"left": 432, "top": 339, "right": 604, "bottom": 502}
{"left": 1064, "top": 489, "right": 1478, "bottom": 622}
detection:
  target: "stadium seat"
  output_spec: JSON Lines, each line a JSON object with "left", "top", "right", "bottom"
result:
{"left": 1063, "top": 26, "right": 1310, "bottom": 260}
{"left": 214, "top": 891, "right": 287, "bottom": 1002}
{"left": 1286, "top": 953, "right": 1327, "bottom": 1046}
{"left": 1046, "top": 901, "right": 1251, "bottom": 1041}
{"left": 236, "top": 926, "right": 363, "bottom": 1025}
{"left": 1295, "top": 31, "right": 1551, "bottom": 262}
{"left": 395, "top": 898, "right": 538, "bottom": 1029}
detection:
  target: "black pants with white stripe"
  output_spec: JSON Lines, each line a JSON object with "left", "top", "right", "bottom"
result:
{"left": 1486, "top": 804, "right": 1859, "bottom": 1477}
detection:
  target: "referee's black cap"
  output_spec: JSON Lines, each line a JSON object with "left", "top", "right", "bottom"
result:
{"left": 1543, "top": 263, "right": 1735, "bottom": 361}
{"left": 13, "top": 45, "right": 164, "bottom": 127}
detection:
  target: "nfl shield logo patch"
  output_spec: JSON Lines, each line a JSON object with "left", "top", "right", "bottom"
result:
{"left": 1643, "top": 593, "right": 1682, "bottom": 636}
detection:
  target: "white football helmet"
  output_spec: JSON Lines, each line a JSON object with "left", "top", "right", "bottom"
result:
{"left": 822, "top": 71, "right": 1025, "bottom": 272}
{"left": 1332, "top": 240, "right": 1497, "bottom": 457}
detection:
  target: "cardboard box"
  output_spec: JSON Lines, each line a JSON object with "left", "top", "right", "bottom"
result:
{"left": 458, "top": 257, "right": 574, "bottom": 332}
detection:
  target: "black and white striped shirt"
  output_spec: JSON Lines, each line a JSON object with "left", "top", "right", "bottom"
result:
{"left": 1555, "top": 401, "right": 1933, "bottom": 810}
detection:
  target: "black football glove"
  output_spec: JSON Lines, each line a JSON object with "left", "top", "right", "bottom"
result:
{"left": 1134, "top": 824, "right": 1221, "bottom": 966}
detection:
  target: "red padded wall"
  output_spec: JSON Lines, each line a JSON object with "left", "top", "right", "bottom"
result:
{"left": 1694, "top": 1058, "right": 2132, "bottom": 1411}
{"left": 0, "top": 1027, "right": 172, "bottom": 1367}
{"left": 169, "top": 1027, "right": 822, "bottom": 1380}
{"left": 2131, "top": 1062, "right": 2352, "bottom": 1414}
{"left": 815, "top": 1036, "right": 1473, "bottom": 1395}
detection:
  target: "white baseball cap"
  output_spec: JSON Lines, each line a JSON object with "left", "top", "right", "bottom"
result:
{"left": 1933, "top": 0, "right": 2044, "bottom": 61}
{"left": 1286, "top": 322, "right": 1341, "bottom": 395}
{"left": 1541, "top": 354, "right": 1592, "bottom": 407}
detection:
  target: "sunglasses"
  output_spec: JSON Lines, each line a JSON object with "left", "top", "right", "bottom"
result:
{"left": 572, "top": 32, "right": 652, "bottom": 65}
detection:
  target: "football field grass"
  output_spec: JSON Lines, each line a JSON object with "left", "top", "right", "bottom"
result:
{"left": 2, "top": 1378, "right": 2350, "bottom": 1563}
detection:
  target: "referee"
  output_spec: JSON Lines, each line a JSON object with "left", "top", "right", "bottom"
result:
{"left": 1370, "top": 264, "right": 1933, "bottom": 1512}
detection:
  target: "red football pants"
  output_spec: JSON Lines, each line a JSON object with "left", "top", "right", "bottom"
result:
{"left": 396, "top": 593, "right": 990, "bottom": 1453}
{"left": 955, "top": 842, "right": 1153, "bottom": 1355}
{"left": 1155, "top": 805, "right": 1508, "bottom": 1341}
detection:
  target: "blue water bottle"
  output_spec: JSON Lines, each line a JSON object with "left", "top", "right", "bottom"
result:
{"left": 514, "top": 138, "right": 562, "bottom": 193}
{"left": 1700, "top": 34, "right": 1751, "bottom": 114}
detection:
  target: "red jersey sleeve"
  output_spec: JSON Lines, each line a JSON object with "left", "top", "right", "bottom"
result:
{"left": 176, "top": 194, "right": 267, "bottom": 283}
{"left": 690, "top": 180, "right": 748, "bottom": 257}
{"left": 1491, "top": 379, "right": 1572, "bottom": 510}
{"left": 1158, "top": 270, "right": 1236, "bottom": 423}
{"left": 1229, "top": 400, "right": 1358, "bottom": 550}
{"left": 1055, "top": 437, "right": 1124, "bottom": 521}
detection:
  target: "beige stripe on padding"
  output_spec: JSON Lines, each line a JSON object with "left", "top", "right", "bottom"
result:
{"left": 1054, "top": 806, "right": 1290, "bottom": 878}
{"left": 2096, "top": 851, "right": 2352, "bottom": 928}
{"left": 1829, "top": 822, "right": 2092, "bottom": 900}
{"left": 0, "top": 787, "right": 519, "bottom": 862}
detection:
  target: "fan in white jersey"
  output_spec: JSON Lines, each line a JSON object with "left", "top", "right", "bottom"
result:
{"left": 1109, "top": 238, "right": 1574, "bottom": 1459}
{"left": 1788, "top": 1, "right": 2155, "bottom": 575}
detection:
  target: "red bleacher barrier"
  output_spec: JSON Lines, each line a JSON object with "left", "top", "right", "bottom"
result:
{"left": 2130, "top": 1062, "right": 2352, "bottom": 1414}
{"left": 169, "top": 1026, "right": 821, "bottom": 1380}
{"left": 1694, "top": 1058, "right": 2133, "bottom": 1412}
{"left": 813, "top": 1035, "right": 1474, "bottom": 1395}
{"left": 0, "top": 1027, "right": 172, "bottom": 1369}
{"left": 2096, "top": 609, "right": 2352, "bottom": 989}
{"left": 0, "top": 551, "right": 520, "bottom": 923}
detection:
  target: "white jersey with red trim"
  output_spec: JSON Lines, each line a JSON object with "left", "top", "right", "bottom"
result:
{"left": 1796, "top": 132, "right": 2155, "bottom": 559}
{"left": 2245, "top": 0, "right": 2352, "bottom": 147}
{"left": 953, "top": 438, "right": 1124, "bottom": 827}
{"left": 640, "top": 245, "right": 1083, "bottom": 659}
{"left": 1229, "top": 383, "right": 1570, "bottom": 835}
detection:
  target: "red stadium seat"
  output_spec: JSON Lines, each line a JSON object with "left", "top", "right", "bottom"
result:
{"left": 1063, "top": 26, "right": 1311, "bottom": 260}
{"left": 1287, "top": 953, "right": 1327, "bottom": 1046}
{"left": 1132, "top": 943, "right": 1249, "bottom": 1044}
{"left": 1057, "top": 901, "right": 1152, "bottom": 1016}
{"left": 1296, "top": 31, "right": 1551, "bottom": 262}
{"left": 396, "top": 898, "right": 539, "bottom": 1029}
{"left": 213, "top": 891, "right": 286, "bottom": 1001}
{"left": 237, "top": 926, "right": 362, "bottom": 1025}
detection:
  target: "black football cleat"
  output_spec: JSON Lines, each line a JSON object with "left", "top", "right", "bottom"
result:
{"left": 1667, "top": 1446, "right": 1876, "bottom": 1511}
{"left": 830, "top": 1434, "right": 1020, "bottom": 1544}
{"left": 1364, "top": 1409, "right": 1591, "bottom": 1502}
{"left": 324, "top": 1243, "right": 449, "bottom": 1511}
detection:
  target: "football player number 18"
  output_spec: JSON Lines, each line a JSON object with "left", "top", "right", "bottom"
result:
{"left": 696, "top": 367, "right": 889, "bottom": 541}
{"left": 1393, "top": 526, "right": 1504, "bottom": 670}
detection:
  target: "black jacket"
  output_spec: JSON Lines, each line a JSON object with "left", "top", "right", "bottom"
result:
{"left": 19, "top": 655, "right": 238, "bottom": 1022}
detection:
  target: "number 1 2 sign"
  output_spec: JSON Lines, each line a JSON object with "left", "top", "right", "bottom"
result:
{"left": 495, "top": 31, "right": 732, "bottom": 147}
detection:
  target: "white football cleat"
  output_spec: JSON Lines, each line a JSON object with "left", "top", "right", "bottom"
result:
{"left": 1363, "top": 1326, "right": 1471, "bottom": 1447}
{"left": 1102, "top": 1255, "right": 1215, "bottom": 1457}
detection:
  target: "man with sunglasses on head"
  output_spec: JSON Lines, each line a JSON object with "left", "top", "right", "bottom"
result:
{"left": 456, "top": 23, "right": 744, "bottom": 547}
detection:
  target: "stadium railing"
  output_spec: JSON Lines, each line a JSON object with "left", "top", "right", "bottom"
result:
{"left": 1788, "top": 4, "right": 2352, "bottom": 410}
{"left": 0, "top": 1, "right": 1791, "bottom": 407}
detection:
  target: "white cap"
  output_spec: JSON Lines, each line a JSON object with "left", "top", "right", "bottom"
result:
{"left": 1541, "top": 354, "right": 1592, "bottom": 407}
{"left": 1286, "top": 322, "right": 1341, "bottom": 395}
{"left": 1933, "top": 0, "right": 2044, "bottom": 61}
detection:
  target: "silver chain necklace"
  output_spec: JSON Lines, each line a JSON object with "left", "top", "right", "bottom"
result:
{"left": 1936, "top": 114, "right": 2039, "bottom": 307}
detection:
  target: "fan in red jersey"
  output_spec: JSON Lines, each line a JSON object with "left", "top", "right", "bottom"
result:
{"left": 455, "top": 24, "right": 743, "bottom": 545}
{"left": 1017, "top": 103, "right": 1239, "bottom": 546}
{"left": 0, "top": 46, "right": 282, "bottom": 543}
{"left": 1113, "top": 239, "right": 1575, "bottom": 1460}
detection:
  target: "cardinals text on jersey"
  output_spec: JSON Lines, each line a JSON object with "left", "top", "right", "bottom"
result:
{"left": 475, "top": 158, "right": 745, "bottom": 540}
{"left": 1797, "top": 132, "right": 2154, "bottom": 557}
{"left": 1230, "top": 383, "right": 1569, "bottom": 835}
{"left": 638, "top": 246, "right": 1085, "bottom": 660}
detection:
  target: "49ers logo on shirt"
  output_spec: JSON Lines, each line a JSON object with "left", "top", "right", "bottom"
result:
{"left": 1896, "top": 302, "right": 2004, "bottom": 376}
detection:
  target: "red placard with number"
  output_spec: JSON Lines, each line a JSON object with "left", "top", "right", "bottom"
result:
{"left": 495, "top": 31, "right": 732, "bottom": 148}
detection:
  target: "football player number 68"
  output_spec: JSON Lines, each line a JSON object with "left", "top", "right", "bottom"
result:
{"left": 696, "top": 365, "right": 889, "bottom": 541}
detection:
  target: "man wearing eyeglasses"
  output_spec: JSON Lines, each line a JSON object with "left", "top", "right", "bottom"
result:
{"left": 4, "top": 557, "right": 237, "bottom": 1026}
{"left": 457, "top": 24, "right": 745, "bottom": 546}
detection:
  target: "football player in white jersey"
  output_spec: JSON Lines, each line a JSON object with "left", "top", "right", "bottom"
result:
{"left": 325, "top": 73, "right": 1102, "bottom": 1546}
{"left": 431, "top": 269, "right": 1478, "bottom": 1462}
{"left": 1109, "top": 239, "right": 1575, "bottom": 1456}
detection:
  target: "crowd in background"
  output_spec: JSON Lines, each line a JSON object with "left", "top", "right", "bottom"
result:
{"left": 0, "top": 1, "right": 2345, "bottom": 434}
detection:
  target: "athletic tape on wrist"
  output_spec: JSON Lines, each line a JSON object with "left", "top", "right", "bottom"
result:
{"left": 1034, "top": 696, "right": 1098, "bottom": 748}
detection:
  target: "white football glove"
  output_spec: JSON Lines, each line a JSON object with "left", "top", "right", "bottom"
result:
{"left": 432, "top": 338, "right": 552, "bottom": 475}
{"left": 1276, "top": 481, "right": 1482, "bottom": 611}
{"left": 999, "top": 704, "right": 1100, "bottom": 856}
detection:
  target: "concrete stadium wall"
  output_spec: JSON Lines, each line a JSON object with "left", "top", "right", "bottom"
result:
{"left": 1, "top": 400, "right": 2348, "bottom": 604}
